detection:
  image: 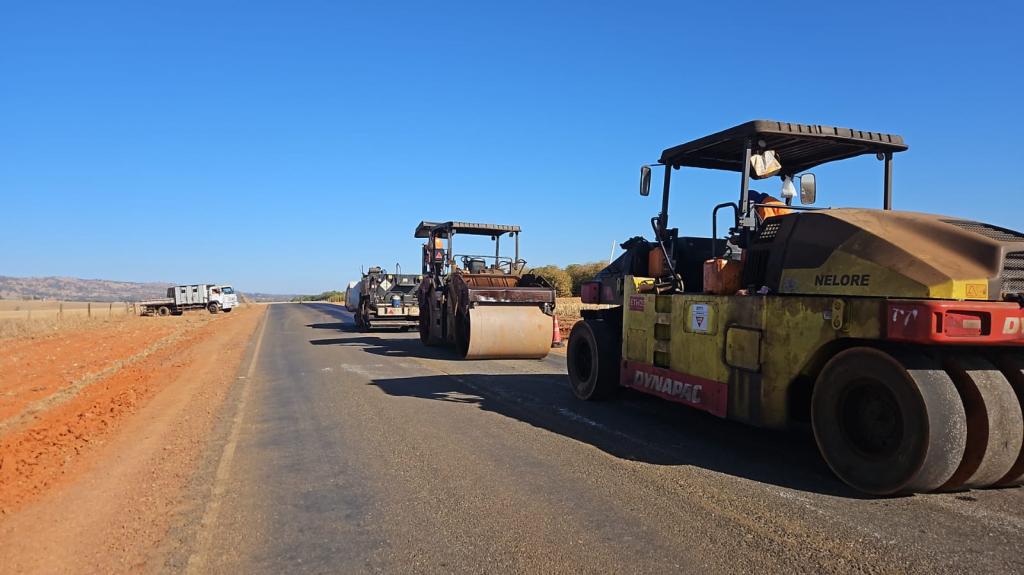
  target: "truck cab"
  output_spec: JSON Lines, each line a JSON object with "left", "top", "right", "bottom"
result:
{"left": 210, "top": 285, "right": 239, "bottom": 312}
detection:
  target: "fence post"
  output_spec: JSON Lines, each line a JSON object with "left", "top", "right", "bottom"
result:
{"left": 59, "top": 302, "right": 64, "bottom": 319}
{"left": 88, "top": 302, "right": 92, "bottom": 318}
{"left": 109, "top": 302, "right": 113, "bottom": 317}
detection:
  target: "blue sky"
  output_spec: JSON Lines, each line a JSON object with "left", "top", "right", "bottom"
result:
{"left": 1, "top": 1, "right": 1021, "bottom": 294}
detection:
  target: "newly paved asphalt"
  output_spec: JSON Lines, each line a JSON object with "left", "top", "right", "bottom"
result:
{"left": 179, "top": 303, "right": 1024, "bottom": 574}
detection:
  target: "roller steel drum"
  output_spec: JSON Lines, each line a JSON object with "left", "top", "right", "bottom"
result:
{"left": 464, "top": 306, "right": 552, "bottom": 359}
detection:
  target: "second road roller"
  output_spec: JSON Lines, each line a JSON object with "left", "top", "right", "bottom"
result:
{"left": 415, "top": 220, "right": 556, "bottom": 359}
{"left": 567, "top": 120, "right": 1024, "bottom": 496}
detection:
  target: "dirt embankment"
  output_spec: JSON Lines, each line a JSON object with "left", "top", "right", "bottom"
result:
{"left": 0, "top": 317, "right": 180, "bottom": 425}
{"left": 0, "top": 305, "right": 266, "bottom": 573}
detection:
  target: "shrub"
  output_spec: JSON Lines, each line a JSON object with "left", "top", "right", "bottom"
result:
{"left": 529, "top": 265, "right": 573, "bottom": 297}
{"left": 565, "top": 262, "right": 606, "bottom": 295}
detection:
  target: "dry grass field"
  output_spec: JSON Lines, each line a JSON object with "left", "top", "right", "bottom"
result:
{"left": 2, "top": 300, "right": 149, "bottom": 339}
{"left": 555, "top": 297, "right": 613, "bottom": 338}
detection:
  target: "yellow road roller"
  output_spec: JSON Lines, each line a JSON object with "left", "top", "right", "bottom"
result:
{"left": 568, "top": 120, "right": 1024, "bottom": 495}
{"left": 415, "top": 221, "right": 556, "bottom": 359}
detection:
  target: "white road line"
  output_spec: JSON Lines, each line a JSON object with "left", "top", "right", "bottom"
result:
{"left": 185, "top": 308, "right": 270, "bottom": 574}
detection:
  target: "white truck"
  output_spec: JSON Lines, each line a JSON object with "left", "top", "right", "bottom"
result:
{"left": 139, "top": 284, "right": 239, "bottom": 316}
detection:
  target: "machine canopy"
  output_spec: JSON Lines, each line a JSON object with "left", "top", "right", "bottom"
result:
{"left": 414, "top": 221, "right": 521, "bottom": 239}
{"left": 658, "top": 120, "right": 908, "bottom": 175}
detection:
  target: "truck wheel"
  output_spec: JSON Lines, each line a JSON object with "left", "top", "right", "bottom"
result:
{"left": 223, "top": 307, "right": 233, "bottom": 313}
{"left": 158, "top": 306, "right": 171, "bottom": 317}
{"left": 208, "top": 302, "right": 220, "bottom": 314}
{"left": 567, "top": 319, "right": 620, "bottom": 401}
{"left": 812, "top": 348, "right": 966, "bottom": 495}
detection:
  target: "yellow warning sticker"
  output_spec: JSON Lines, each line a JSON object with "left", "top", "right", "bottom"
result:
{"left": 965, "top": 283, "right": 989, "bottom": 299}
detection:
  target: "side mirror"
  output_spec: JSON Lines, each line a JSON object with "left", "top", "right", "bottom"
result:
{"left": 799, "top": 173, "right": 816, "bottom": 205}
{"left": 640, "top": 165, "right": 652, "bottom": 196}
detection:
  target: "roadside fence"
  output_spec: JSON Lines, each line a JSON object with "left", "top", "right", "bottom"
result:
{"left": 0, "top": 301, "right": 136, "bottom": 321}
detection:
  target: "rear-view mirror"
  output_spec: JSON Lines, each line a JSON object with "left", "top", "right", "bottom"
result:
{"left": 640, "top": 165, "right": 651, "bottom": 196}
{"left": 800, "top": 173, "right": 816, "bottom": 205}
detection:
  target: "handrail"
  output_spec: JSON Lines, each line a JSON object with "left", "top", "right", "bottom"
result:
{"left": 711, "top": 202, "right": 739, "bottom": 260}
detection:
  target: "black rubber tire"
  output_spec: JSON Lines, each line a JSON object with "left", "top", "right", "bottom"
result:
{"left": 454, "top": 309, "right": 471, "bottom": 358}
{"left": 994, "top": 353, "right": 1024, "bottom": 487}
{"left": 812, "top": 348, "right": 966, "bottom": 495}
{"left": 419, "top": 303, "right": 436, "bottom": 345}
{"left": 940, "top": 354, "right": 1023, "bottom": 490}
{"left": 157, "top": 306, "right": 171, "bottom": 317}
{"left": 223, "top": 307, "right": 233, "bottom": 313}
{"left": 207, "top": 302, "right": 220, "bottom": 314}
{"left": 566, "top": 319, "right": 620, "bottom": 401}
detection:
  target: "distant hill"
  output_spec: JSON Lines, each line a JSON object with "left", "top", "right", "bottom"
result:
{"left": 240, "top": 292, "right": 298, "bottom": 303}
{"left": 0, "top": 276, "right": 295, "bottom": 303}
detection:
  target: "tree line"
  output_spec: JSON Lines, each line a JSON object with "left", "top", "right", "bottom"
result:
{"left": 290, "top": 290, "right": 345, "bottom": 303}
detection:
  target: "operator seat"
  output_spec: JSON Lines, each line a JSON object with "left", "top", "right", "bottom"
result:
{"left": 465, "top": 258, "right": 486, "bottom": 274}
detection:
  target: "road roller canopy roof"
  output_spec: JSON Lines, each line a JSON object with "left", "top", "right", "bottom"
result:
{"left": 415, "top": 221, "right": 521, "bottom": 239}
{"left": 658, "top": 120, "right": 908, "bottom": 175}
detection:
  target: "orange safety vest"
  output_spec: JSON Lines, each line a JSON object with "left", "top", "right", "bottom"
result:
{"left": 756, "top": 196, "right": 792, "bottom": 221}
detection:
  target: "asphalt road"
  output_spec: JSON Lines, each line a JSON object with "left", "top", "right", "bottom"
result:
{"left": 176, "top": 303, "right": 1024, "bottom": 574}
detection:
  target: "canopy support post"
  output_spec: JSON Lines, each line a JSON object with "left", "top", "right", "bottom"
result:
{"left": 659, "top": 165, "right": 672, "bottom": 240}
{"left": 883, "top": 152, "right": 894, "bottom": 210}
{"left": 738, "top": 138, "right": 754, "bottom": 229}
